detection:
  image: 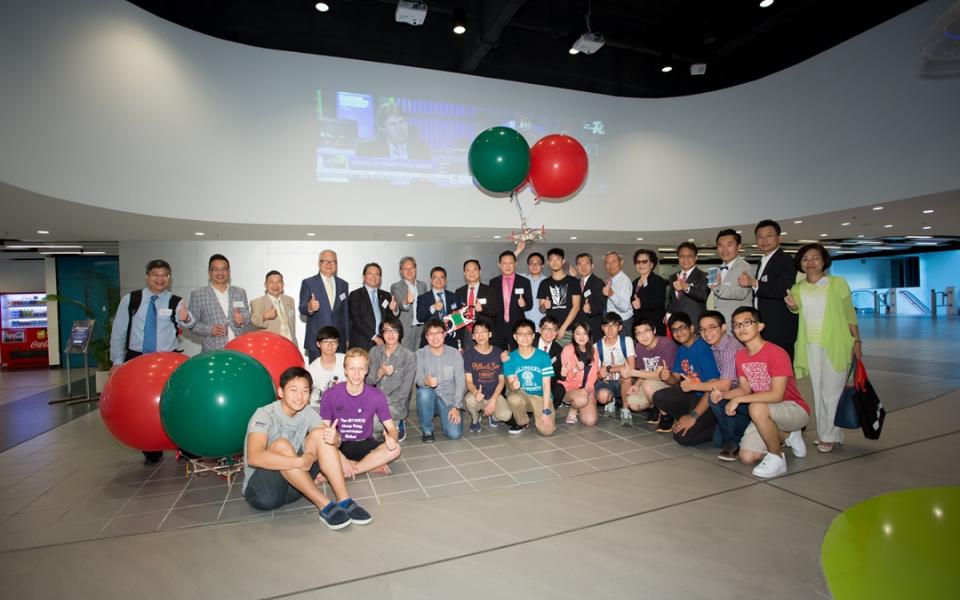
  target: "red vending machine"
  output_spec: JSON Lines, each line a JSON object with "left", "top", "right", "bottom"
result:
{"left": 0, "top": 293, "right": 50, "bottom": 369}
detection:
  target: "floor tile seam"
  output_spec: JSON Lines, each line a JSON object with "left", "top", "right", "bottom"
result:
{"left": 435, "top": 447, "right": 477, "bottom": 493}
{"left": 259, "top": 479, "right": 766, "bottom": 600}
{"left": 399, "top": 457, "right": 431, "bottom": 505}
{"left": 884, "top": 385, "right": 960, "bottom": 414}
{"left": 769, "top": 427, "right": 960, "bottom": 484}
{"left": 462, "top": 444, "right": 524, "bottom": 484}
{"left": 152, "top": 480, "right": 191, "bottom": 531}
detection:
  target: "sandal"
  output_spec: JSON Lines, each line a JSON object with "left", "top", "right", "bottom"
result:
{"left": 565, "top": 412, "right": 578, "bottom": 425}
{"left": 817, "top": 442, "right": 834, "bottom": 453}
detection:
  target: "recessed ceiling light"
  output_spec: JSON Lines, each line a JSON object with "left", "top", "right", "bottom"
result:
{"left": 636, "top": 237, "right": 644, "bottom": 241}
{"left": 405, "top": 233, "right": 415, "bottom": 237}
{"left": 915, "top": 242, "right": 939, "bottom": 246}
{"left": 315, "top": 3, "right": 329, "bottom": 12}
{"left": 759, "top": 0, "right": 775, "bottom": 7}
{"left": 883, "top": 224, "right": 893, "bottom": 228}
{"left": 453, "top": 24, "right": 466, "bottom": 34}
{"left": 872, "top": 206, "right": 884, "bottom": 211}
{"left": 687, "top": 238, "right": 695, "bottom": 242}
{"left": 922, "top": 226, "right": 932, "bottom": 230}
{"left": 735, "top": 230, "right": 742, "bottom": 234}
{"left": 194, "top": 232, "right": 205, "bottom": 236}
{"left": 797, "top": 240, "right": 818, "bottom": 243}
{"left": 306, "top": 232, "right": 316, "bottom": 237}
{"left": 857, "top": 234, "right": 865, "bottom": 238}
{"left": 780, "top": 232, "right": 787, "bottom": 236}
{"left": 661, "top": 65, "right": 673, "bottom": 73}
{"left": 793, "top": 220, "right": 803, "bottom": 224}
{"left": 657, "top": 247, "right": 673, "bottom": 251}
{"left": 493, "top": 235, "right": 502, "bottom": 239}
{"left": 922, "top": 209, "right": 934, "bottom": 214}
{"left": 570, "top": 236, "right": 578, "bottom": 240}
{"left": 841, "top": 222, "right": 851, "bottom": 226}
{"left": 36, "top": 230, "right": 50, "bottom": 235}
{"left": 820, "top": 233, "right": 829, "bottom": 237}
{"left": 452, "top": 9, "right": 466, "bottom": 35}
{"left": 906, "top": 235, "right": 932, "bottom": 239}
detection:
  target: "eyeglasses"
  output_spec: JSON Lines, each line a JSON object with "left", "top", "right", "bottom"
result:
{"left": 669, "top": 326, "right": 690, "bottom": 334}
{"left": 426, "top": 330, "right": 446, "bottom": 337}
{"left": 319, "top": 259, "right": 338, "bottom": 265}
{"left": 381, "top": 328, "right": 400, "bottom": 335}
{"left": 209, "top": 267, "right": 230, "bottom": 273}
{"left": 635, "top": 259, "right": 651, "bottom": 265}
{"left": 540, "top": 326, "right": 558, "bottom": 332}
{"left": 319, "top": 339, "right": 339, "bottom": 345}
{"left": 698, "top": 324, "right": 721, "bottom": 334}
{"left": 732, "top": 320, "right": 757, "bottom": 329}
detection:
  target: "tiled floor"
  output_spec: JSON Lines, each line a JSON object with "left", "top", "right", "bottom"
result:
{"left": 0, "top": 315, "right": 958, "bottom": 599}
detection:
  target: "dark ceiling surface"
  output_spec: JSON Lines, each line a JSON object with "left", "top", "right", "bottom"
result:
{"left": 127, "top": 0, "right": 926, "bottom": 98}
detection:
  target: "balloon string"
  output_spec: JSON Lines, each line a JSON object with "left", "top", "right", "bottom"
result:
{"left": 511, "top": 191, "right": 528, "bottom": 226}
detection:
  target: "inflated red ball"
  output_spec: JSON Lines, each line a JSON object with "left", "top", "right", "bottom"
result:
{"left": 100, "top": 352, "right": 185, "bottom": 451}
{"left": 225, "top": 331, "right": 305, "bottom": 388}
{"left": 529, "top": 134, "right": 589, "bottom": 199}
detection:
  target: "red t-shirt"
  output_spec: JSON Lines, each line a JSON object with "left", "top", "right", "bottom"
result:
{"left": 735, "top": 342, "right": 810, "bottom": 414}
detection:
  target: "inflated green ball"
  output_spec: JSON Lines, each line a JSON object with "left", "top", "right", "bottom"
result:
{"left": 160, "top": 350, "right": 275, "bottom": 457}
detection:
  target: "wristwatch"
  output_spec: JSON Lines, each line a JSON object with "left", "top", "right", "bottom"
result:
{"left": 688, "top": 409, "right": 699, "bottom": 419}
{"left": 542, "top": 408, "right": 553, "bottom": 415}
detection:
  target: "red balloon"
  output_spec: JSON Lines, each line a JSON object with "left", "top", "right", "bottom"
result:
{"left": 100, "top": 352, "right": 185, "bottom": 451}
{"left": 225, "top": 331, "right": 305, "bottom": 389}
{"left": 528, "top": 134, "right": 589, "bottom": 199}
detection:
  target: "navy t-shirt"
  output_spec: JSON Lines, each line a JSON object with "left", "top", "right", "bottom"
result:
{"left": 672, "top": 338, "right": 720, "bottom": 398}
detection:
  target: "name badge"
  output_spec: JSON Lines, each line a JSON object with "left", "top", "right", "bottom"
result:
{"left": 232, "top": 301, "right": 245, "bottom": 308}
{"left": 514, "top": 289, "right": 524, "bottom": 295}
{"left": 478, "top": 298, "right": 487, "bottom": 305}
{"left": 158, "top": 308, "right": 173, "bottom": 317}
{"left": 584, "top": 289, "right": 592, "bottom": 298}
{"left": 381, "top": 299, "right": 389, "bottom": 309}
{"left": 761, "top": 275, "right": 768, "bottom": 283}
{"left": 339, "top": 292, "right": 347, "bottom": 301}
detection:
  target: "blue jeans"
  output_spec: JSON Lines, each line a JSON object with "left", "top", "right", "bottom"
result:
{"left": 415, "top": 388, "right": 463, "bottom": 440}
{"left": 710, "top": 399, "right": 751, "bottom": 446}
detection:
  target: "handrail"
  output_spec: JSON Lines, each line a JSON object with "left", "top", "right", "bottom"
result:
{"left": 898, "top": 290, "right": 931, "bottom": 315}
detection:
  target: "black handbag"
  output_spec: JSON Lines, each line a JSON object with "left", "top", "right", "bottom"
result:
{"left": 834, "top": 361, "right": 860, "bottom": 429}
{"left": 852, "top": 360, "right": 885, "bottom": 440}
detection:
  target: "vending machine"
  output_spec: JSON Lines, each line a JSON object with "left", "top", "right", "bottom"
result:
{"left": 0, "top": 292, "right": 50, "bottom": 368}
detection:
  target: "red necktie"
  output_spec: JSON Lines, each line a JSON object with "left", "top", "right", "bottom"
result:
{"left": 467, "top": 286, "right": 476, "bottom": 332}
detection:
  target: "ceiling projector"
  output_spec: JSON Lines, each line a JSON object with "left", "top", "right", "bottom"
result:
{"left": 396, "top": 1, "right": 428, "bottom": 26}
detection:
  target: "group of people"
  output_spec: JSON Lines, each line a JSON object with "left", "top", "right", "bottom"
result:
{"left": 108, "top": 218, "right": 863, "bottom": 528}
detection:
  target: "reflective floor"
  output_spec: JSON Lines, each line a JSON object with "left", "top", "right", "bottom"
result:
{"left": 0, "top": 316, "right": 958, "bottom": 599}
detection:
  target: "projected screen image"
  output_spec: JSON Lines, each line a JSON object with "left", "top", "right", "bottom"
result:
{"left": 315, "top": 89, "right": 608, "bottom": 191}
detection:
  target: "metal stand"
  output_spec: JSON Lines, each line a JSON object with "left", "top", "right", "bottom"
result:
{"left": 183, "top": 454, "right": 245, "bottom": 486}
{"left": 50, "top": 349, "right": 99, "bottom": 405}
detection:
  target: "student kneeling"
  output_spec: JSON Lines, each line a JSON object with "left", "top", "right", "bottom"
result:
{"left": 243, "top": 366, "right": 376, "bottom": 530}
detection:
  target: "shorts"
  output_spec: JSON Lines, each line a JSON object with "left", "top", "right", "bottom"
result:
{"left": 339, "top": 437, "right": 381, "bottom": 462}
{"left": 740, "top": 402, "right": 810, "bottom": 454}
{"left": 244, "top": 462, "right": 320, "bottom": 511}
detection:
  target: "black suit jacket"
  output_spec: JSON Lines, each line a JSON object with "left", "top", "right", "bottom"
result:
{"left": 455, "top": 283, "right": 493, "bottom": 327}
{"left": 486, "top": 274, "right": 533, "bottom": 349}
{"left": 577, "top": 274, "right": 607, "bottom": 339}
{"left": 416, "top": 289, "right": 462, "bottom": 348}
{"left": 347, "top": 287, "right": 394, "bottom": 350}
{"left": 754, "top": 248, "right": 799, "bottom": 357}
{"left": 665, "top": 267, "right": 710, "bottom": 328}
{"left": 632, "top": 273, "right": 668, "bottom": 336}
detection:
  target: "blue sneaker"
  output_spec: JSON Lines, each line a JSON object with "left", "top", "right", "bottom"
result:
{"left": 397, "top": 419, "right": 406, "bottom": 442}
{"left": 340, "top": 498, "right": 373, "bottom": 525}
{"left": 319, "top": 504, "right": 351, "bottom": 530}
{"left": 469, "top": 420, "right": 482, "bottom": 434}
{"left": 487, "top": 417, "right": 500, "bottom": 429}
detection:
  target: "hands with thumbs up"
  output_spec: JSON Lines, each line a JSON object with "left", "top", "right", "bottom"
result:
{"left": 308, "top": 293, "right": 320, "bottom": 314}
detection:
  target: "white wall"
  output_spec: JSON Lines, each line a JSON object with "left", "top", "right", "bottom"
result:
{"left": 2, "top": 0, "right": 958, "bottom": 233}
{"left": 0, "top": 260, "right": 46, "bottom": 292}
{"left": 119, "top": 239, "right": 652, "bottom": 357}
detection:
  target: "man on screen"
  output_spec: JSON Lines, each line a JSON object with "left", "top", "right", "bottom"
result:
{"left": 356, "top": 103, "right": 430, "bottom": 160}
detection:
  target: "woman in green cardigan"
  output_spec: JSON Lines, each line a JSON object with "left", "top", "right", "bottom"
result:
{"left": 785, "top": 244, "right": 862, "bottom": 453}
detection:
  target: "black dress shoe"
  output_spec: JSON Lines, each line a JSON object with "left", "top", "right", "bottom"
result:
{"left": 421, "top": 432, "right": 435, "bottom": 443}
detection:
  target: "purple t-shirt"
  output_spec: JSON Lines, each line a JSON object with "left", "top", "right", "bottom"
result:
{"left": 319, "top": 382, "right": 392, "bottom": 442}
{"left": 634, "top": 336, "right": 678, "bottom": 373}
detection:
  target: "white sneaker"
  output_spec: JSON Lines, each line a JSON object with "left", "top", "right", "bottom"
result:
{"left": 784, "top": 430, "right": 807, "bottom": 458}
{"left": 604, "top": 402, "right": 616, "bottom": 417}
{"left": 620, "top": 408, "right": 633, "bottom": 426}
{"left": 752, "top": 452, "right": 787, "bottom": 478}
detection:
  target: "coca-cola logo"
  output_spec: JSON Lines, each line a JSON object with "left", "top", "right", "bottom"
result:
{"left": 30, "top": 340, "right": 48, "bottom": 349}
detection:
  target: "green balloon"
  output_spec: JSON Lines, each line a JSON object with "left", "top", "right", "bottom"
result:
{"left": 160, "top": 350, "right": 276, "bottom": 457}
{"left": 468, "top": 126, "right": 530, "bottom": 193}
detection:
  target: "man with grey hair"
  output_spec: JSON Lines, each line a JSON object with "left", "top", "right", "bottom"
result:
{"left": 389, "top": 256, "right": 428, "bottom": 351}
{"left": 300, "top": 249, "right": 350, "bottom": 359}
{"left": 602, "top": 251, "right": 634, "bottom": 335}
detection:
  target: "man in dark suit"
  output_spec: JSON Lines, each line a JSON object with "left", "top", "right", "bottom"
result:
{"left": 454, "top": 259, "right": 492, "bottom": 350}
{"left": 486, "top": 250, "right": 533, "bottom": 351}
{"left": 573, "top": 252, "right": 607, "bottom": 340}
{"left": 739, "top": 219, "right": 799, "bottom": 360}
{"left": 416, "top": 266, "right": 462, "bottom": 348}
{"left": 299, "top": 249, "right": 350, "bottom": 359}
{"left": 665, "top": 242, "right": 710, "bottom": 328}
{"left": 355, "top": 103, "right": 431, "bottom": 161}
{"left": 347, "top": 262, "right": 398, "bottom": 351}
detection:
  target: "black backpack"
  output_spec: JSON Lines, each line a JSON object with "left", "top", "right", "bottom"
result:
{"left": 124, "top": 289, "right": 182, "bottom": 352}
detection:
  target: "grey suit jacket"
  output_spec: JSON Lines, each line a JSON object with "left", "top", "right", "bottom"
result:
{"left": 188, "top": 285, "right": 250, "bottom": 352}
{"left": 710, "top": 257, "right": 754, "bottom": 328}
{"left": 390, "top": 279, "right": 428, "bottom": 327}
{"left": 250, "top": 294, "right": 298, "bottom": 348}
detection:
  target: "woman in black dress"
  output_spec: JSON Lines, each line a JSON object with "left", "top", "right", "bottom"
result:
{"left": 631, "top": 249, "right": 668, "bottom": 336}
